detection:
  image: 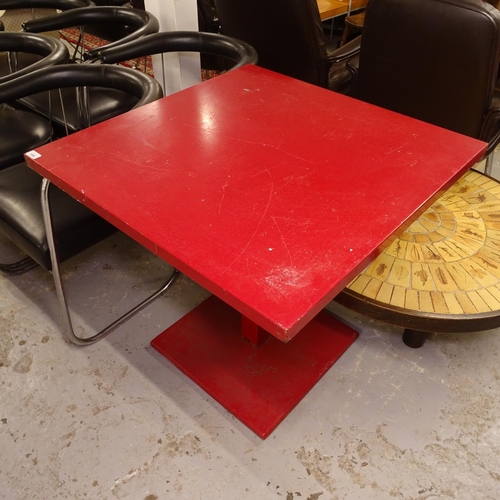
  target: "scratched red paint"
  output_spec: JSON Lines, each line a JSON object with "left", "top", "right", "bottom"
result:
{"left": 25, "top": 65, "right": 486, "bottom": 341}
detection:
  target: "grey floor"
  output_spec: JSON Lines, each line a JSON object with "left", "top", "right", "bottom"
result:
{"left": 1, "top": 158, "right": 500, "bottom": 500}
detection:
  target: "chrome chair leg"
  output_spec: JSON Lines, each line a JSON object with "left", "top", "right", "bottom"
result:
{"left": 40, "top": 178, "right": 180, "bottom": 346}
{"left": 485, "top": 151, "right": 495, "bottom": 176}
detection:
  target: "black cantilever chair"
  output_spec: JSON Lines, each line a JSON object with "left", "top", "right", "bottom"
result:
{"left": 92, "top": 30, "right": 258, "bottom": 77}
{"left": 334, "top": 0, "right": 500, "bottom": 347}
{"left": 0, "top": 0, "right": 92, "bottom": 38}
{"left": 0, "top": 63, "right": 167, "bottom": 344}
{"left": 0, "top": 31, "right": 69, "bottom": 169}
{"left": 14, "top": 6, "right": 159, "bottom": 135}
{"left": 213, "top": 0, "right": 360, "bottom": 94}
{"left": 0, "top": 31, "right": 69, "bottom": 84}
{"left": 0, "top": 0, "right": 89, "bottom": 78}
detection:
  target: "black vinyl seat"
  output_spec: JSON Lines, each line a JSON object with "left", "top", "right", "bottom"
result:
{"left": 0, "top": 107, "right": 51, "bottom": 169}
{"left": 0, "top": 31, "right": 256, "bottom": 344}
{"left": 0, "top": 31, "right": 69, "bottom": 169}
{"left": 0, "top": 164, "right": 116, "bottom": 269}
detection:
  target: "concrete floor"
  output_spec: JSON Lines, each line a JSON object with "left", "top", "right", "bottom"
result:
{"left": 1, "top": 160, "right": 500, "bottom": 500}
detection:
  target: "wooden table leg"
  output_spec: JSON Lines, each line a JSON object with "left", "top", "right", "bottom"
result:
{"left": 402, "top": 329, "right": 430, "bottom": 348}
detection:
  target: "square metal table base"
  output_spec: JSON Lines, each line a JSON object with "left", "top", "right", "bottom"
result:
{"left": 151, "top": 296, "right": 358, "bottom": 438}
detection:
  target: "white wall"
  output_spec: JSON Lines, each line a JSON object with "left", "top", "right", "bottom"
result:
{"left": 144, "top": 0, "right": 201, "bottom": 96}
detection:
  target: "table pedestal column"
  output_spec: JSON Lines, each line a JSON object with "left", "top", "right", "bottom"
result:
{"left": 151, "top": 296, "right": 358, "bottom": 438}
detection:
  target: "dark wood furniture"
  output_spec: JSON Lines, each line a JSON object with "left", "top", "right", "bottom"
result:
{"left": 337, "top": 0, "right": 500, "bottom": 346}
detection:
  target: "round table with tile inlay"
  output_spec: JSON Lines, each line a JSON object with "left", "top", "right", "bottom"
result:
{"left": 336, "top": 169, "right": 500, "bottom": 347}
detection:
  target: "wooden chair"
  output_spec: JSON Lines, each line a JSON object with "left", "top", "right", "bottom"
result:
{"left": 340, "top": 11, "right": 365, "bottom": 46}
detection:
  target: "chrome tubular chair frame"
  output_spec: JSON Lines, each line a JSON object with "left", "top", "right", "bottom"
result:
{"left": 0, "top": 63, "right": 166, "bottom": 345}
{"left": 40, "top": 178, "right": 180, "bottom": 346}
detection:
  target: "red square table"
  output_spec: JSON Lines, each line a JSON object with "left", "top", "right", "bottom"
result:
{"left": 25, "top": 65, "right": 486, "bottom": 438}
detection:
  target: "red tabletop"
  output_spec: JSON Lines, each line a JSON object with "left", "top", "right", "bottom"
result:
{"left": 25, "top": 65, "right": 486, "bottom": 341}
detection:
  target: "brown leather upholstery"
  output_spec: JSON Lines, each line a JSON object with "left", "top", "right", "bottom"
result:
{"left": 485, "top": 0, "right": 500, "bottom": 8}
{"left": 350, "top": 0, "right": 500, "bottom": 154}
{"left": 0, "top": 0, "right": 92, "bottom": 83}
{"left": 213, "top": 0, "right": 360, "bottom": 92}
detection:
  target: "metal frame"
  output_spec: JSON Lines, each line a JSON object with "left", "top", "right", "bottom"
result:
{"left": 40, "top": 177, "right": 180, "bottom": 346}
{"left": 485, "top": 151, "right": 495, "bottom": 176}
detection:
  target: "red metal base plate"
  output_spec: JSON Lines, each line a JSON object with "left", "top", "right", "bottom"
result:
{"left": 151, "top": 296, "right": 358, "bottom": 438}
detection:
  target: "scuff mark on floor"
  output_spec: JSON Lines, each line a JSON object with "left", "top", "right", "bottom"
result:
{"left": 12, "top": 353, "right": 33, "bottom": 373}
{"left": 0, "top": 330, "right": 14, "bottom": 367}
{"left": 295, "top": 447, "right": 336, "bottom": 494}
{"left": 163, "top": 432, "right": 210, "bottom": 459}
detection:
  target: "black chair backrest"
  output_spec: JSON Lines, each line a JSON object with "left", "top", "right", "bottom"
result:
{"left": 213, "top": 0, "right": 326, "bottom": 86}
{"left": 96, "top": 31, "right": 258, "bottom": 71}
{"left": 0, "top": 0, "right": 92, "bottom": 10}
{"left": 23, "top": 6, "right": 159, "bottom": 59}
{"left": 0, "top": 32, "right": 69, "bottom": 84}
{"left": 352, "top": 0, "right": 500, "bottom": 139}
{"left": 0, "top": 63, "right": 163, "bottom": 109}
